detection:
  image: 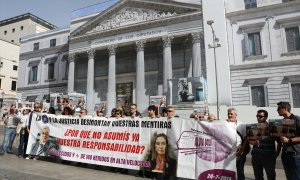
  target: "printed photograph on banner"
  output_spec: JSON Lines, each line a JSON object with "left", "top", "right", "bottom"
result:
{"left": 28, "top": 125, "right": 58, "bottom": 159}
{"left": 269, "top": 119, "right": 297, "bottom": 138}
{"left": 143, "top": 133, "right": 177, "bottom": 179}
{"left": 246, "top": 123, "right": 269, "bottom": 142}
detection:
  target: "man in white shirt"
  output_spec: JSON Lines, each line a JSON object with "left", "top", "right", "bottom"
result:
{"left": 227, "top": 108, "right": 247, "bottom": 180}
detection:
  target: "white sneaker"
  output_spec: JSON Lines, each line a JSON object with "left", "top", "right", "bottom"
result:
{"left": 25, "top": 157, "right": 30, "bottom": 159}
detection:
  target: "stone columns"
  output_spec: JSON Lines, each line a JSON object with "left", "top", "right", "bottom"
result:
{"left": 162, "top": 36, "right": 173, "bottom": 94}
{"left": 86, "top": 49, "right": 95, "bottom": 114}
{"left": 191, "top": 32, "right": 202, "bottom": 77}
{"left": 106, "top": 45, "right": 117, "bottom": 115}
{"left": 136, "top": 40, "right": 147, "bottom": 112}
{"left": 67, "top": 53, "right": 75, "bottom": 93}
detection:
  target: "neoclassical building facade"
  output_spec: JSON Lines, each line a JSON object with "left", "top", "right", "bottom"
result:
{"left": 18, "top": 0, "right": 210, "bottom": 113}
{"left": 69, "top": 0, "right": 205, "bottom": 113}
{"left": 225, "top": 0, "right": 300, "bottom": 108}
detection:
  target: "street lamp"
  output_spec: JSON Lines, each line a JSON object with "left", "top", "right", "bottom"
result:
{"left": 207, "top": 20, "right": 221, "bottom": 120}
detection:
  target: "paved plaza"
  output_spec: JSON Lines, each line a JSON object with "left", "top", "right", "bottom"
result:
{"left": 0, "top": 125, "right": 286, "bottom": 180}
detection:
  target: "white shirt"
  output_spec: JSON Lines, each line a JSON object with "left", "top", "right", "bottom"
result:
{"left": 227, "top": 120, "right": 246, "bottom": 147}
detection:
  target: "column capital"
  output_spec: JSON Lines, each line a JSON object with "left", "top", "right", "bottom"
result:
{"left": 108, "top": 45, "right": 117, "bottom": 55}
{"left": 162, "top": 36, "right": 173, "bottom": 48}
{"left": 87, "top": 49, "right": 96, "bottom": 59}
{"left": 68, "top": 53, "right": 76, "bottom": 62}
{"left": 136, "top": 40, "right": 146, "bottom": 52}
{"left": 191, "top": 31, "right": 203, "bottom": 43}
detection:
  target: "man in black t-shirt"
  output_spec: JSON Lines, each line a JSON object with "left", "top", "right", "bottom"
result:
{"left": 277, "top": 101, "right": 300, "bottom": 180}
{"left": 249, "top": 110, "right": 281, "bottom": 180}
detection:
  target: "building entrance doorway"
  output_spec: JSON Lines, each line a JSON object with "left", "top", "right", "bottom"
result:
{"left": 116, "top": 82, "right": 133, "bottom": 115}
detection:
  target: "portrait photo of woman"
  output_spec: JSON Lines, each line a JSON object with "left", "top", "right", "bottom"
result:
{"left": 145, "top": 133, "right": 177, "bottom": 180}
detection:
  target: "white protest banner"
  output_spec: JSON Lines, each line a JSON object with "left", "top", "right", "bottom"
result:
{"left": 27, "top": 113, "right": 237, "bottom": 179}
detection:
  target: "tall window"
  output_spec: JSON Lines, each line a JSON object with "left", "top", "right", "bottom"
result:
{"left": 4, "top": 30, "right": 7, "bottom": 35}
{"left": 33, "top": 42, "right": 39, "bottom": 51}
{"left": 292, "top": 83, "right": 300, "bottom": 108}
{"left": 285, "top": 27, "right": 300, "bottom": 52}
{"left": 48, "top": 63, "right": 55, "bottom": 80}
{"left": 245, "top": 0, "right": 257, "bottom": 9}
{"left": 13, "top": 65, "right": 18, "bottom": 71}
{"left": 50, "top": 39, "right": 56, "bottom": 47}
{"left": 29, "top": 66, "right": 38, "bottom": 82}
{"left": 251, "top": 86, "right": 266, "bottom": 107}
{"left": 0, "top": 79, "right": 2, "bottom": 89}
{"left": 20, "top": 26, "right": 24, "bottom": 30}
{"left": 11, "top": 81, "right": 16, "bottom": 91}
{"left": 12, "top": 28, "right": 15, "bottom": 33}
{"left": 247, "top": 32, "right": 262, "bottom": 56}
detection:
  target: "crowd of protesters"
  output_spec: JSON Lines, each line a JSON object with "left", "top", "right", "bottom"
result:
{"left": 0, "top": 101, "right": 299, "bottom": 180}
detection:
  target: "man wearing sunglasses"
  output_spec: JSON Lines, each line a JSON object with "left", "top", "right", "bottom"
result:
{"left": 277, "top": 101, "right": 300, "bottom": 180}
{"left": 249, "top": 110, "right": 281, "bottom": 180}
{"left": 166, "top": 106, "right": 175, "bottom": 120}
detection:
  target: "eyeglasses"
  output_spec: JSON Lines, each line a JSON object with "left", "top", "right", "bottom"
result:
{"left": 167, "top": 110, "right": 173, "bottom": 113}
{"left": 256, "top": 115, "right": 265, "bottom": 118}
{"left": 34, "top": 106, "right": 39, "bottom": 108}
{"left": 115, "top": 113, "right": 120, "bottom": 115}
{"left": 41, "top": 132, "right": 49, "bottom": 135}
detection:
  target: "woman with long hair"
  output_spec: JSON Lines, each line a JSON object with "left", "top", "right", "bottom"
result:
{"left": 146, "top": 133, "right": 177, "bottom": 180}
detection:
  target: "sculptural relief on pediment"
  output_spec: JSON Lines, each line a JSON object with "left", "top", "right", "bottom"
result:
{"left": 87, "top": 7, "right": 177, "bottom": 33}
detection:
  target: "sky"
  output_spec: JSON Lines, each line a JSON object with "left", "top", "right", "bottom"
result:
{"left": 0, "top": 0, "right": 113, "bottom": 27}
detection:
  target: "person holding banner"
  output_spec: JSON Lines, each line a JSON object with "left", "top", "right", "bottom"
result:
{"left": 277, "top": 101, "right": 300, "bottom": 180}
{"left": 27, "top": 126, "right": 56, "bottom": 160}
{"left": 24, "top": 102, "right": 42, "bottom": 158}
{"left": 166, "top": 106, "right": 175, "bottom": 120}
{"left": 148, "top": 105, "right": 158, "bottom": 119}
{"left": 130, "top": 104, "right": 141, "bottom": 117}
{"left": 146, "top": 133, "right": 177, "bottom": 180}
{"left": 248, "top": 110, "right": 281, "bottom": 180}
{"left": 62, "top": 106, "right": 73, "bottom": 116}
{"left": 17, "top": 109, "right": 31, "bottom": 158}
{"left": 79, "top": 109, "right": 88, "bottom": 116}
{"left": 115, "top": 108, "right": 123, "bottom": 118}
{"left": 226, "top": 108, "right": 247, "bottom": 180}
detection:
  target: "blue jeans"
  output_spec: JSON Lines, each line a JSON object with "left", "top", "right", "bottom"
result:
{"left": 282, "top": 151, "right": 300, "bottom": 180}
{"left": 237, "top": 154, "right": 246, "bottom": 180}
{"left": 1, "top": 127, "right": 16, "bottom": 153}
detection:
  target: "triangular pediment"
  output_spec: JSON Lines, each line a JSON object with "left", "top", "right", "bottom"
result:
{"left": 71, "top": 0, "right": 201, "bottom": 38}
{"left": 87, "top": 7, "right": 178, "bottom": 34}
